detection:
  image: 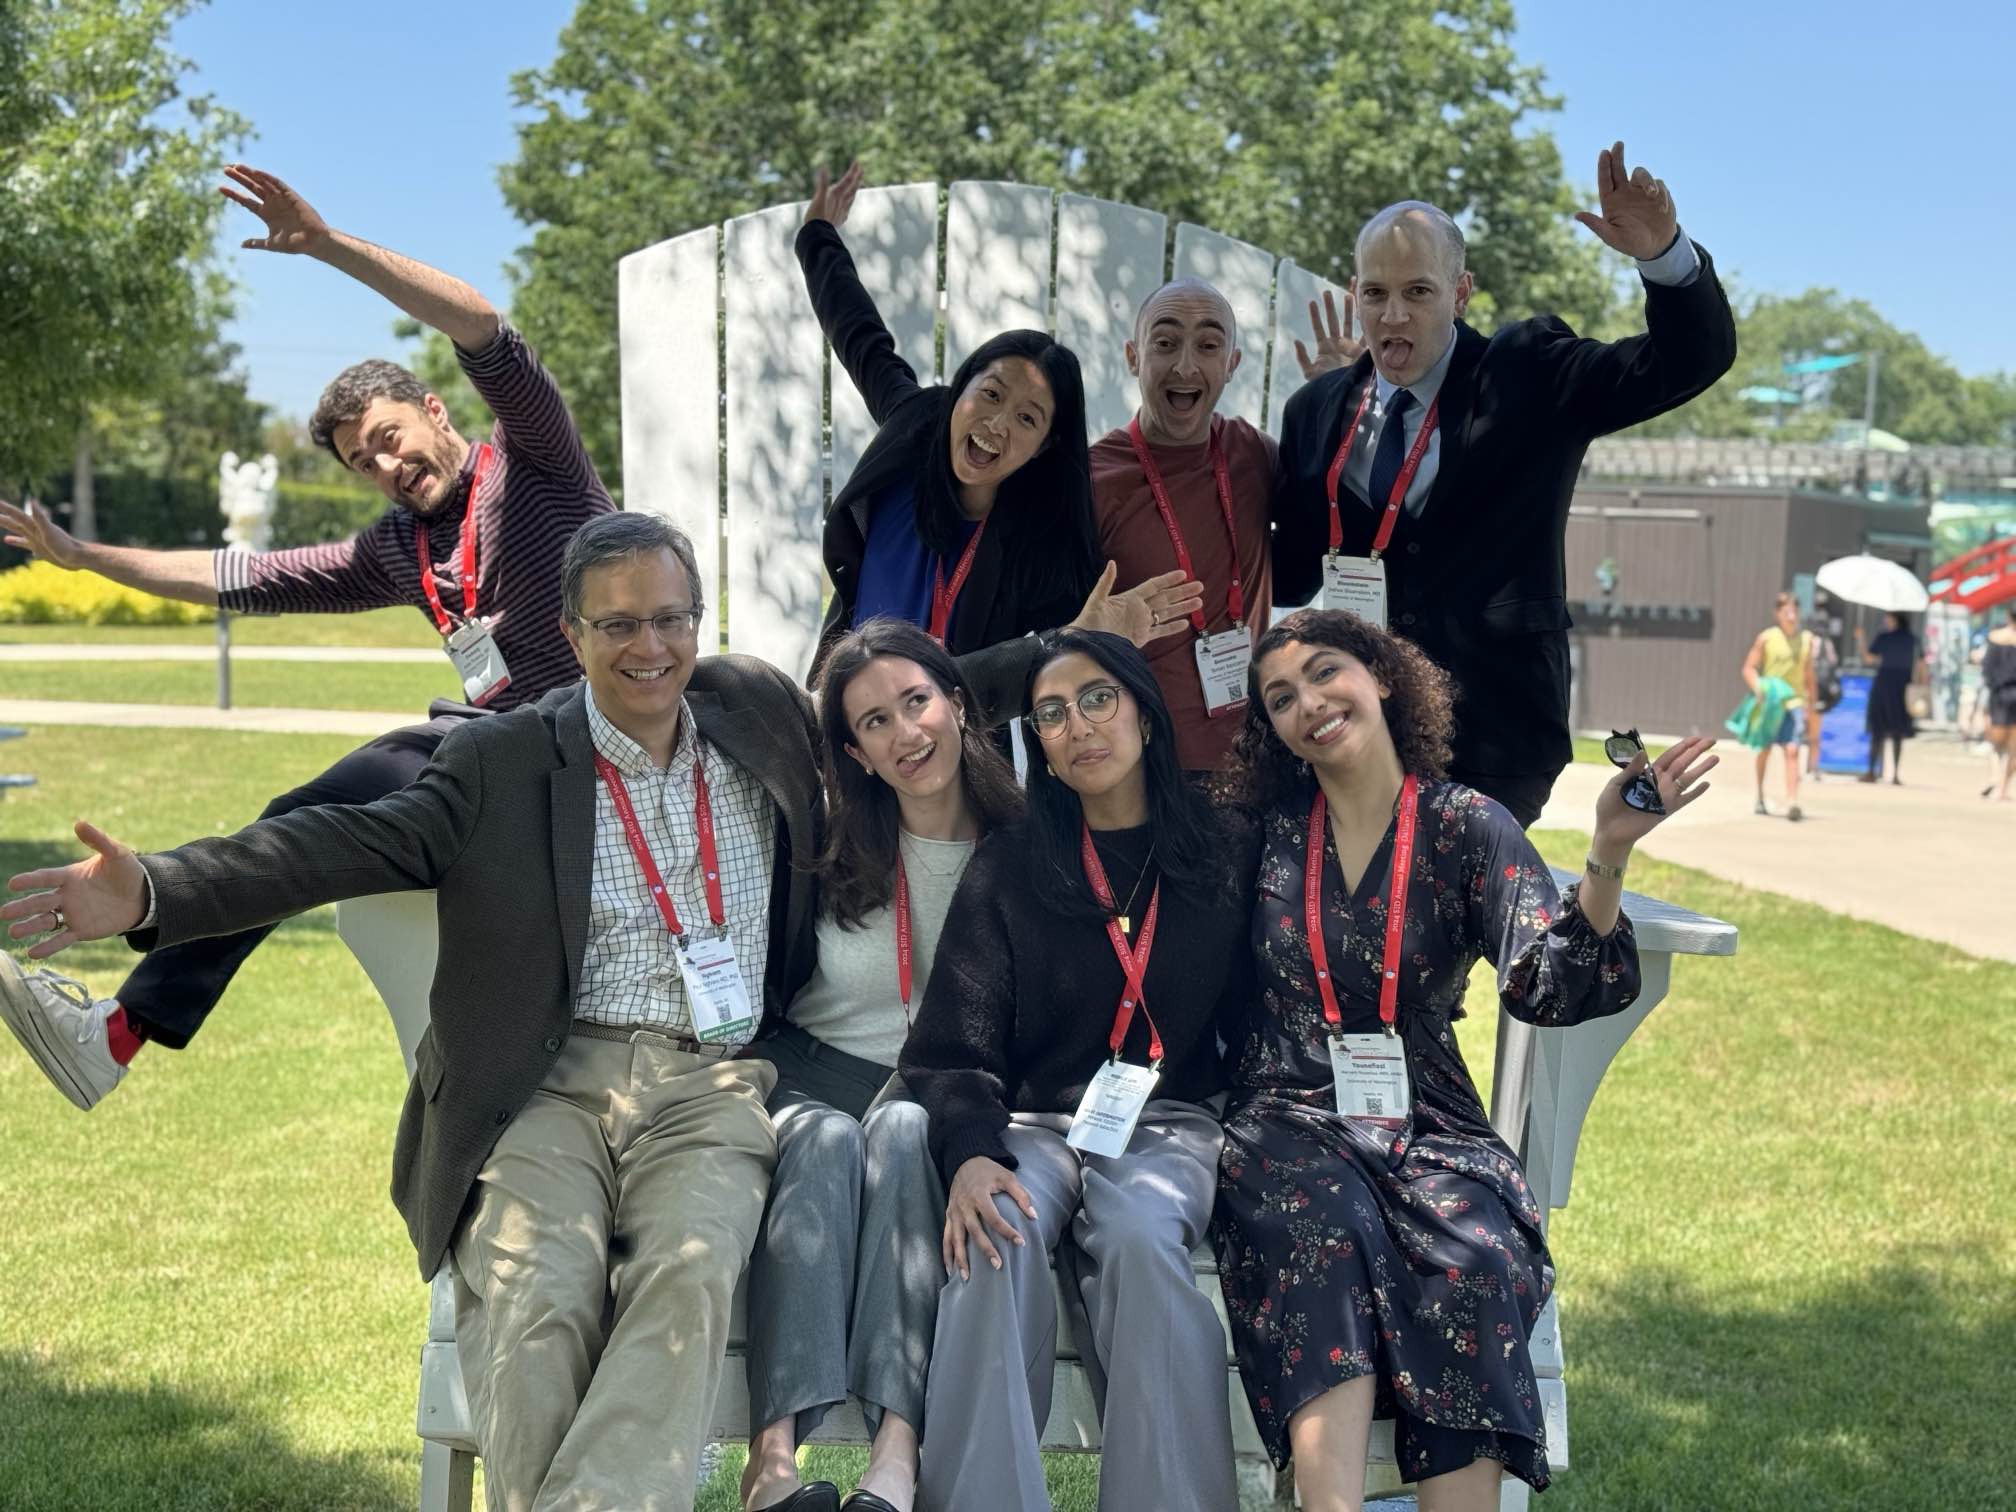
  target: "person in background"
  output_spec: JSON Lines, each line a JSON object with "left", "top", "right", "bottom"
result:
{"left": 900, "top": 631, "right": 1254, "bottom": 1512}
{"left": 1803, "top": 595, "right": 1844, "bottom": 780}
{"left": 1733, "top": 592, "right": 1818, "bottom": 821}
{"left": 738, "top": 619, "right": 1020, "bottom": 1512}
{"left": 0, "top": 163, "right": 611, "bottom": 1109}
{"left": 1855, "top": 611, "right": 1918, "bottom": 785}
{"left": 1981, "top": 605, "right": 2016, "bottom": 801}
{"left": 794, "top": 162, "right": 1202, "bottom": 728}
{"left": 1214, "top": 608, "right": 1715, "bottom": 1512}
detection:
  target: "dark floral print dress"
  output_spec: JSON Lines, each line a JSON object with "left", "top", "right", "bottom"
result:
{"left": 1213, "top": 780, "right": 1641, "bottom": 1490}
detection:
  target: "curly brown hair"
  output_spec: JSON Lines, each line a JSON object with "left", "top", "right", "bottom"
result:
{"left": 1223, "top": 609, "right": 1456, "bottom": 810}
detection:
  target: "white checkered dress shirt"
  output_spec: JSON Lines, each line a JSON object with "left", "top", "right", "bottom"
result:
{"left": 576, "top": 685, "right": 777, "bottom": 1050}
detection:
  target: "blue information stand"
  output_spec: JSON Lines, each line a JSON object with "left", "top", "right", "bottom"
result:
{"left": 1820, "top": 672, "right": 1873, "bottom": 774}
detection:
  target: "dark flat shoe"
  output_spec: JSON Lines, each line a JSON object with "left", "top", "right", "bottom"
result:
{"left": 757, "top": 1485, "right": 841, "bottom": 1512}
{"left": 840, "top": 1493, "right": 904, "bottom": 1512}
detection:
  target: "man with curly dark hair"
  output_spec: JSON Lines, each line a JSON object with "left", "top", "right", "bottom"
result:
{"left": 0, "top": 165, "right": 610, "bottom": 1113}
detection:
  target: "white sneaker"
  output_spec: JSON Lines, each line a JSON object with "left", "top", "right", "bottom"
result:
{"left": 0, "top": 955, "right": 127, "bottom": 1110}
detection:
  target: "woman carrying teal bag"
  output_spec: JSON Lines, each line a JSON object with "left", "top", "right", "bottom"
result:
{"left": 1729, "top": 591, "right": 1818, "bottom": 820}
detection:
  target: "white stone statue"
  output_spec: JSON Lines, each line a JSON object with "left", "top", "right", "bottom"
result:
{"left": 219, "top": 451, "right": 279, "bottom": 554}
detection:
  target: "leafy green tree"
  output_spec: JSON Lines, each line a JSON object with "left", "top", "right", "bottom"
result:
{"left": 1628, "top": 286, "right": 2015, "bottom": 446}
{"left": 498, "top": 0, "right": 1625, "bottom": 494}
{"left": 0, "top": 0, "right": 248, "bottom": 514}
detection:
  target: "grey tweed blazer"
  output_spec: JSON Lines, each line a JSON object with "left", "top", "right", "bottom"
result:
{"left": 133, "top": 658, "right": 822, "bottom": 1279}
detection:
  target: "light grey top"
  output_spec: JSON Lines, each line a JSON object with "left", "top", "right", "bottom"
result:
{"left": 786, "top": 829, "right": 977, "bottom": 1066}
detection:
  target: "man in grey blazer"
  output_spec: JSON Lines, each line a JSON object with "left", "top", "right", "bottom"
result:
{"left": 3, "top": 512, "right": 822, "bottom": 1511}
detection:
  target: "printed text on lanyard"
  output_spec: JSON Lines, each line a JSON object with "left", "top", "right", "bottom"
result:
{"left": 593, "top": 750, "right": 753, "bottom": 1043}
{"left": 1126, "top": 416, "right": 1251, "bottom": 716}
{"left": 1066, "top": 824, "right": 1165, "bottom": 1156}
{"left": 1320, "top": 388, "right": 1439, "bottom": 630}
{"left": 417, "top": 443, "right": 511, "bottom": 705}
{"left": 1306, "top": 774, "right": 1419, "bottom": 1123}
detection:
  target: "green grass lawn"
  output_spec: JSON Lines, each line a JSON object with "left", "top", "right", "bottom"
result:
{"left": 0, "top": 606, "right": 439, "bottom": 649}
{"left": 1, "top": 724, "right": 2011, "bottom": 1510}
{"left": 1, "top": 658, "right": 459, "bottom": 712}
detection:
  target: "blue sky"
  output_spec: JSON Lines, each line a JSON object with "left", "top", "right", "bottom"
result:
{"left": 175, "top": 0, "right": 2016, "bottom": 421}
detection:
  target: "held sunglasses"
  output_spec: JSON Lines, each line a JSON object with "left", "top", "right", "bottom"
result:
{"left": 1603, "top": 728, "right": 1666, "bottom": 815}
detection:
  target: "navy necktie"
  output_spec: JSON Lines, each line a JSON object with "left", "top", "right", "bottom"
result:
{"left": 1367, "top": 388, "right": 1415, "bottom": 511}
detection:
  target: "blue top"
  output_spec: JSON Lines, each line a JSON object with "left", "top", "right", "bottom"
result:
{"left": 1869, "top": 628, "right": 1916, "bottom": 674}
{"left": 853, "top": 481, "right": 981, "bottom": 640}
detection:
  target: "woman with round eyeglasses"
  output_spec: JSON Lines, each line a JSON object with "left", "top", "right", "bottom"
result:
{"left": 898, "top": 630, "right": 1256, "bottom": 1512}
{"left": 1213, "top": 609, "right": 1714, "bottom": 1512}
{"left": 738, "top": 619, "right": 1021, "bottom": 1512}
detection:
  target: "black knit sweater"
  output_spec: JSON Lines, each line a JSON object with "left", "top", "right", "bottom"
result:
{"left": 899, "top": 818, "right": 1259, "bottom": 1183}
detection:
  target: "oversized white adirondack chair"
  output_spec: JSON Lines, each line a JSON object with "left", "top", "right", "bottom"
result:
{"left": 336, "top": 183, "right": 1740, "bottom": 1512}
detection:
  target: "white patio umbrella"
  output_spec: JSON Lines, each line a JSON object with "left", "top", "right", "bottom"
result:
{"left": 1815, "top": 554, "right": 1930, "bottom": 612}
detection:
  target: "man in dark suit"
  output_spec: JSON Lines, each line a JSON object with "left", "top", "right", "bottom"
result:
{"left": 2, "top": 513, "right": 822, "bottom": 1510}
{"left": 1274, "top": 141, "right": 1738, "bottom": 825}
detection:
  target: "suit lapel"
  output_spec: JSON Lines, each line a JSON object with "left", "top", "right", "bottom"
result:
{"left": 1420, "top": 324, "right": 1485, "bottom": 517}
{"left": 549, "top": 694, "right": 596, "bottom": 1001}
{"left": 687, "top": 688, "right": 810, "bottom": 859}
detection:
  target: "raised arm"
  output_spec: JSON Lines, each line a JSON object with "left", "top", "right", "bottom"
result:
{"left": 2, "top": 497, "right": 219, "bottom": 606}
{"left": 221, "top": 164, "right": 500, "bottom": 352}
{"left": 1542, "top": 141, "right": 1738, "bottom": 437}
{"left": 794, "top": 163, "right": 927, "bottom": 427}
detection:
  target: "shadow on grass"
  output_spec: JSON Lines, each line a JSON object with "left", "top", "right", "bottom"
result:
{"left": 1556, "top": 1253, "right": 2016, "bottom": 1509}
{"left": 0, "top": 1354, "right": 409, "bottom": 1511}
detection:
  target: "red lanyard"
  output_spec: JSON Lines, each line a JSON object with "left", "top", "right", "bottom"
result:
{"left": 929, "top": 518, "right": 989, "bottom": 643}
{"left": 1126, "top": 415, "right": 1245, "bottom": 631}
{"left": 1322, "top": 386, "right": 1439, "bottom": 557}
{"left": 1080, "top": 825, "right": 1165, "bottom": 1064}
{"left": 416, "top": 443, "right": 493, "bottom": 634}
{"left": 593, "top": 748, "right": 726, "bottom": 942}
{"left": 1305, "top": 774, "right": 1419, "bottom": 1035}
{"left": 895, "top": 853, "right": 914, "bottom": 1017}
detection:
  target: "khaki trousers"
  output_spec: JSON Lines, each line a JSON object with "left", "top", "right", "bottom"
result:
{"left": 449, "top": 1031, "right": 778, "bottom": 1512}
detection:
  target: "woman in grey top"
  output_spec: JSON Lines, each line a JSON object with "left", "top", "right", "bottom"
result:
{"left": 741, "top": 618, "right": 1022, "bottom": 1512}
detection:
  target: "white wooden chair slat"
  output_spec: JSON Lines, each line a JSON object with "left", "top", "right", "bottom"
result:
{"left": 1170, "top": 223, "right": 1275, "bottom": 429}
{"left": 1053, "top": 192, "right": 1168, "bottom": 439}
{"left": 827, "top": 182, "right": 941, "bottom": 492}
{"left": 944, "top": 181, "right": 1054, "bottom": 366}
{"left": 724, "top": 202, "right": 828, "bottom": 680}
{"left": 616, "top": 226, "right": 722, "bottom": 636}
{"left": 1269, "top": 259, "right": 1352, "bottom": 436}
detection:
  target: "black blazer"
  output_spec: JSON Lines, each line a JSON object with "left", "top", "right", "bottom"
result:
{"left": 795, "top": 220, "right": 1096, "bottom": 726}
{"left": 1274, "top": 244, "right": 1737, "bottom": 777}
{"left": 130, "top": 661, "right": 823, "bottom": 1280}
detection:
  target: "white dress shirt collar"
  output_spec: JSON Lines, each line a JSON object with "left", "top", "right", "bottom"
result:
{"left": 584, "top": 681, "right": 698, "bottom": 780}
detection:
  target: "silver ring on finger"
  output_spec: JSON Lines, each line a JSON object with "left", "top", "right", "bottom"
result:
{"left": 50, "top": 908, "right": 65, "bottom": 931}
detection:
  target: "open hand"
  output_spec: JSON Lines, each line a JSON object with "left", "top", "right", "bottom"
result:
{"left": 1573, "top": 140, "right": 1679, "bottom": 261}
{"left": 1294, "top": 289, "right": 1364, "bottom": 379}
{"left": 1071, "top": 562, "right": 1205, "bottom": 648}
{"left": 0, "top": 497, "right": 85, "bottom": 569}
{"left": 943, "top": 1155, "right": 1037, "bottom": 1281}
{"left": 219, "top": 164, "right": 331, "bottom": 255}
{"left": 1594, "top": 735, "right": 1717, "bottom": 852}
{"left": 805, "top": 161, "right": 864, "bottom": 229}
{"left": 3, "top": 822, "right": 150, "bottom": 960}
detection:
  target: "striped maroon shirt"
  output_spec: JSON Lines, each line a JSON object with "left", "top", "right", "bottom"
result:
{"left": 215, "top": 324, "right": 613, "bottom": 710}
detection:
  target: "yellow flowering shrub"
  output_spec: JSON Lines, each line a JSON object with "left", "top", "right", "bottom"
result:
{"left": 0, "top": 560, "right": 216, "bottom": 625}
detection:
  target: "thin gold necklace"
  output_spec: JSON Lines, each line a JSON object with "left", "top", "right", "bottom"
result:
{"left": 1113, "top": 844, "right": 1156, "bottom": 935}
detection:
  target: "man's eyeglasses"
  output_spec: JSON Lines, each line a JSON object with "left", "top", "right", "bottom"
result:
{"left": 1603, "top": 728, "right": 1666, "bottom": 814}
{"left": 1029, "top": 684, "right": 1123, "bottom": 739}
{"left": 582, "top": 609, "right": 704, "bottom": 644}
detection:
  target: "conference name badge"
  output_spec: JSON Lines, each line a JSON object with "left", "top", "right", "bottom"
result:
{"left": 1066, "top": 1059, "right": 1161, "bottom": 1157}
{"left": 445, "top": 617, "right": 512, "bottom": 706}
{"left": 1193, "top": 628, "right": 1253, "bottom": 717}
{"left": 676, "top": 932, "right": 755, "bottom": 1043}
{"left": 1329, "top": 1033, "right": 1410, "bottom": 1124}
{"left": 1323, "top": 555, "right": 1388, "bottom": 630}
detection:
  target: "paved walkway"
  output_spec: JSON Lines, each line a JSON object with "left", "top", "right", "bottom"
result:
{"left": 0, "top": 643, "right": 438, "bottom": 663}
{"left": 1538, "top": 736, "right": 2014, "bottom": 963}
{"left": 0, "top": 699, "right": 413, "bottom": 738}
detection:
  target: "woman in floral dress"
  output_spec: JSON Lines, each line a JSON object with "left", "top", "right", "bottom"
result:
{"left": 1212, "top": 609, "right": 1716, "bottom": 1512}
